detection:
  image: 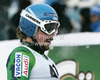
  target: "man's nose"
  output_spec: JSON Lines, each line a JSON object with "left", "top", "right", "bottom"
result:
{"left": 49, "top": 33, "right": 55, "bottom": 40}
{"left": 50, "top": 32, "right": 55, "bottom": 36}
{"left": 46, "top": 33, "right": 55, "bottom": 40}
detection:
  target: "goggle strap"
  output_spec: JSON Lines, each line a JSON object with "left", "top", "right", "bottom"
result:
{"left": 20, "top": 10, "right": 42, "bottom": 27}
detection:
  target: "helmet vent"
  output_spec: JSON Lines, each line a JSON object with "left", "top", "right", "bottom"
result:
{"left": 24, "top": 28, "right": 26, "bottom": 30}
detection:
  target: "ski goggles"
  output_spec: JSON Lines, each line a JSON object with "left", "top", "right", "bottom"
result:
{"left": 40, "top": 20, "right": 60, "bottom": 35}
{"left": 20, "top": 10, "right": 60, "bottom": 35}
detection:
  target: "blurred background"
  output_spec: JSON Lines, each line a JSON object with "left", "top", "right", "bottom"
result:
{"left": 1, "top": 0, "right": 100, "bottom": 80}
{"left": 0, "top": 0, "right": 100, "bottom": 40}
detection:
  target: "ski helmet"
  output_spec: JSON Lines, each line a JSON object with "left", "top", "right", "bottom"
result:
{"left": 19, "top": 4, "right": 60, "bottom": 37}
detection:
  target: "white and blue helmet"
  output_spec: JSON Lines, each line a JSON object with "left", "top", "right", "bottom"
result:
{"left": 19, "top": 4, "right": 60, "bottom": 37}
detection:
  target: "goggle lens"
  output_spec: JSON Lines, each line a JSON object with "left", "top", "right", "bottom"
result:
{"left": 44, "top": 23, "right": 58, "bottom": 33}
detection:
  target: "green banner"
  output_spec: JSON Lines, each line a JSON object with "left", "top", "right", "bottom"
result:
{"left": 48, "top": 45, "right": 100, "bottom": 80}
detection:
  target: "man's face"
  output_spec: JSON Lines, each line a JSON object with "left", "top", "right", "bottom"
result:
{"left": 36, "top": 28, "right": 55, "bottom": 51}
{"left": 90, "top": 14, "right": 100, "bottom": 23}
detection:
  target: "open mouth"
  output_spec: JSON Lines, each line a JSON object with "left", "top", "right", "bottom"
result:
{"left": 46, "top": 41, "right": 51, "bottom": 45}
{"left": 45, "top": 39, "right": 52, "bottom": 45}
{"left": 45, "top": 37, "right": 53, "bottom": 45}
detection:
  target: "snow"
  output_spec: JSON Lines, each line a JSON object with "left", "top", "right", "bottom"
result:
{"left": 51, "top": 32, "right": 100, "bottom": 46}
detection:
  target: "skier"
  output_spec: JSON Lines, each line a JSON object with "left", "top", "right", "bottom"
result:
{"left": 6, "top": 4, "right": 60, "bottom": 80}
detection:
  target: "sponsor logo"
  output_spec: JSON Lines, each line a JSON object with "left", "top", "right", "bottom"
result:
{"left": 22, "top": 55, "right": 29, "bottom": 78}
{"left": 44, "top": 13, "right": 57, "bottom": 17}
{"left": 15, "top": 52, "right": 22, "bottom": 77}
{"left": 25, "top": 14, "right": 41, "bottom": 24}
{"left": 57, "top": 60, "right": 95, "bottom": 80}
